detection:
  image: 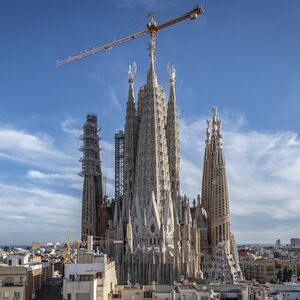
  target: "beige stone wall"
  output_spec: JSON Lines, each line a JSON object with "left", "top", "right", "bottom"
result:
{"left": 0, "top": 266, "right": 27, "bottom": 300}
{"left": 239, "top": 256, "right": 299, "bottom": 283}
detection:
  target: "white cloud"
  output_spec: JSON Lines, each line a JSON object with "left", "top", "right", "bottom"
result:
{"left": 0, "top": 128, "right": 53, "bottom": 155}
{"left": 234, "top": 223, "right": 300, "bottom": 245}
{"left": 110, "top": 89, "right": 122, "bottom": 111}
{"left": 0, "top": 182, "right": 81, "bottom": 244}
{"left": 27, "top": 170, "right": 80, "bottom": 185}
{"left": 108, "top": 0, "right": 175, "bottom": 9}
{"left": 62, "top": 117, "right": 82, "bottom": 137}
{"left": 109, "top": 0, "right": 153, "bottom": 8}
{"left": 0, "top": 119, "right": 115, "bottom": 244}
{"left": 0, "top": 127, "right": 74, "bottom": 168}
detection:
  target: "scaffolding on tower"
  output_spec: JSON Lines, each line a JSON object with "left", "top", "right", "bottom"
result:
{"left": 114, "top": 130, "right": 125, "bottom": 200}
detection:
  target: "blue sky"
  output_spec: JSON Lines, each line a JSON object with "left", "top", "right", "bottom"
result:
{"left": 0, "top": 0, "right": 300, "bottom": 245}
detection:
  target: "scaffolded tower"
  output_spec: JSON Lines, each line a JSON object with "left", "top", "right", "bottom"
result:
{"left": 114, "top": 130, "right": 125, "bottom": 200}
{"left": 80, "top": 113, "right": 103, "bottom": 240}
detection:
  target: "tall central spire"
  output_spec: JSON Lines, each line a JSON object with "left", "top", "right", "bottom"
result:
{"left": 133, "top": 14, "right": 172, "bottom": 216}
{"left": 147, "top": 14, "right": 158, "bottom": 86}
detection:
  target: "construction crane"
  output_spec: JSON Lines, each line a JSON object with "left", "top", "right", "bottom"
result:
{"left": 56, "top": 5, "right": 203, "bottom": 66}
{"left": 64, "top": 234, "right": 122, "bottom": 263}
{"left": 64, "top": 231, "right": 73, "bottom": 264}
{"left": 75, "top": 234, "right": 123, "bottom": 252}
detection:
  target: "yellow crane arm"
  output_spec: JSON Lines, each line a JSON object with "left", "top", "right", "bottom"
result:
{"left": 156, "top": 5, "right": 203, "bottom": 31}
{"left": 56, "top": 5, "right": 203, "bottom": 66}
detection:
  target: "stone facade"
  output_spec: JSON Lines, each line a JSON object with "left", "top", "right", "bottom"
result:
{"left": 239, "top": 253, "right": 298, "bottom": 283}
{"left": 84, "top": 34, "right": 242, "bottom": 285}
{"left": 206, "top": 241, "right": 243, "bottom": 284}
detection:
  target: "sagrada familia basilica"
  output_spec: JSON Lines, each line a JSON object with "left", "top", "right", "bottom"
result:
{"left": 80, "top": 33, "right": 243, "bottom": 285}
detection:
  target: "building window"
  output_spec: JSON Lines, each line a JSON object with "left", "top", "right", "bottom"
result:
{"left": 19, "top": 259, "right": 22, "bottom": 265}
{"left": 8, "top": 260, "right": 12, "bottom": 266}
{"left": 150, "top": 224, "right": 155, "bottom": 233}
{"left": 67, "top": 293, "right": 71, "bottom": 300}
{"left": 80, "top": 275, "right": 93, "bottom": 281}
{"left": 144, "top": 291, "right": 153, "bottom": 298}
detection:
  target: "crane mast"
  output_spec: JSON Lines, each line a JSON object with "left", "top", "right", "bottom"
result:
{"left": 56, "top": 5, "right": 203, "bottom": 66}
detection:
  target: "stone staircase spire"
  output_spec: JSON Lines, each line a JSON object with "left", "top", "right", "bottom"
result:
{"left": 123, "top": 62, "right": 138, "bottom": 222}
{"left": 166, "top": 63, "right": 180, "bottom": 204}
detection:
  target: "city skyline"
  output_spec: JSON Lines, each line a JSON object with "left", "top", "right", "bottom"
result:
{"left": 0, "top": 0, "right": 300, "bottom": 244}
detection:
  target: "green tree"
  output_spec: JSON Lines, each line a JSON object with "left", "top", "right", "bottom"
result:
{"left": 287, "top": 269, "right": 293, "bottom": 282}
{"left": 277, "top": 270, "right": 282, "bottom": 283}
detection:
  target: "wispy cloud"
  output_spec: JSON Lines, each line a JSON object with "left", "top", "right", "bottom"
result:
{"left": 0, "top": 182, "right": 81, "bottom": 244}
{"left": 27, "top": 169, "right": 78, "bottom": 183}
{"left": 62, "top": 117, "right": 82, "bottom": 137}
{"left": 234, "top": 223, "right": 300, "bottom": 244}
{"left": 109, "top": 0, "right": 160, "bottom": 9}
{"left": 110, "top": 89, "right": 122, "bottom": 111}
{"left": 0, "top": 127, "right": 74, "bottom": 169}
{"left": 0, "top": 118, "right": 115, "bottom": 244}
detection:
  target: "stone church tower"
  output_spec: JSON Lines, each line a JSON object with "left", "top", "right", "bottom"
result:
{"left": 80, "top": 114, "right": 103, "bottom": 240}
{"left": 201, "top": 107, "right": 231, "bottom": 255}
{"left": 200, "top": 107, "right": 243, "bottom": 281}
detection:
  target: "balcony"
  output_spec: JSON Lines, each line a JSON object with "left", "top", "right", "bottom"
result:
{"left": 2, "top": 281, "right": 24, "bottom": 287}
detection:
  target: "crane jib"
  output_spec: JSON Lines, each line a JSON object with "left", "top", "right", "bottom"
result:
{"left": 56, "top": 5, "right": 204, "bottom": 66}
